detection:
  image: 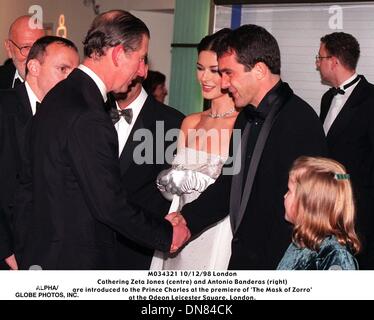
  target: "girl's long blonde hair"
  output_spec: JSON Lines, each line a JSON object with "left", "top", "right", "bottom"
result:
{"left": 290, "top": 156, "right": 360, "bottom": 254}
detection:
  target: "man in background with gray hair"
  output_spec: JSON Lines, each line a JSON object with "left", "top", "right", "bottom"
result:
{"left": 0, "top": 15, "right": 45, "bottom": 89}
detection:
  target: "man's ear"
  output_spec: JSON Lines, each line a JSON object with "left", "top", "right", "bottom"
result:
{"left": 27, "top": 59, "right": 40, "bottom": 77}
{"left": 331, "top": 56, "right": 340, "bottom": 69}
{"left": 111, "top": 45, "right": 124, "bottom": 67}
{"left": 253, "top": 62, "right": 268, "bottom": 80}
{"left": 4, "top": 39, "right": 12, "bottom": 58}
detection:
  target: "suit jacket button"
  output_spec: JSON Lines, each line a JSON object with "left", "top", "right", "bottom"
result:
{"left": 233, "top": 237, "right": 239, "bottom": 243}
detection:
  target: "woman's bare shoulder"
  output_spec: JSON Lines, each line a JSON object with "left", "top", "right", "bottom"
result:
{"left": 181, "top": 111, "right": 203, "bottom": 130}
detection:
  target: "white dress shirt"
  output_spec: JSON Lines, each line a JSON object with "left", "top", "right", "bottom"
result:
{"left": 115, "top": 87, "right": 148, "bottom": 156}
{"left": 78, "top": 64, "right": 107, "bottom": 102}
{"left": 25, "top": 81, "right": 40, "bottom": 116}
{"left": 323, "top": 73, "right": 359, "bottom": 135}
{"left": 12, "top": 69, "right": 24, "bottom": 88}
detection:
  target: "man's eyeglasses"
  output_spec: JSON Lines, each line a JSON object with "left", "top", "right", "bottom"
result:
{"left": 315, "top": 55, "right": 332, "bottom": 62}
{"left": 8, "top": 39, "right": 32, "bottom": 57}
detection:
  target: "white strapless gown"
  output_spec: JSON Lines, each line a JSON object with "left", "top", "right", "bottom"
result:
{"left": 150, "top": 148, "right": 232, "bottom": 270}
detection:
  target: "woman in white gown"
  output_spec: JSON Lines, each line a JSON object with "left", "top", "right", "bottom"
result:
{"left": 151, "top": 28, "right": 239, "bottom": 270}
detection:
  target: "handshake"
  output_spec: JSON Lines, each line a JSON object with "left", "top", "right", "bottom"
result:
{"left": 166, "top": 212, "right": 191, "bottom": 253}
{"left": 156, "top": 168, "right": 214, "bottom": 200}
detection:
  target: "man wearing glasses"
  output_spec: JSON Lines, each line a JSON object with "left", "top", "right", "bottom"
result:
{"left": 0, "top": 15, "right": 45, "bottom": 89}
{"left": 317, "top": 32, "right": 374, "bottom": 269}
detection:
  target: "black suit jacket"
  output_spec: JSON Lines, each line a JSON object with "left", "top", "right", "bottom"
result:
{"left": 14, "top": 69, "right": 173, "bottom": 270}
{"left": 0, "top": 61, "right": 16, "bottom": 90}
{"left": 320, "top": 75, "right": 374, "bottom": 269}
{"left": 0, "top": 84, "right": 32, "bottom": 261}
{"left": 183, "top": 82, "right": 327, "bottom": 269}
{"left": 114, "top": 95, "right": 184, "bottom": 269}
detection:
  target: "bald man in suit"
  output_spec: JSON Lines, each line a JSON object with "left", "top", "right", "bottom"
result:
{"left": 0, "top": 15, "right": 45, "bottom": 89}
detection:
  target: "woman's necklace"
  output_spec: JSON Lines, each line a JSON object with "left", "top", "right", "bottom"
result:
{"left": 208, "top": 107, "right": 236, "bottom": 118}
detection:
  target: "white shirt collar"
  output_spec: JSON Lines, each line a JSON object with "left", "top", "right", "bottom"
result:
{"left": 114, "top": 87, "right": 148, "bottom": 156}
{"left": 12, "top": 69, "right": 24, "bottom": 88}
{"left": 25, "top": 81, "right": 40, "bottom": 116}
{"left": 78, "top": 64, "right": 107, "bottom": 102}
{"left": 324, "top": 73, "right": 360, "bottom": 135}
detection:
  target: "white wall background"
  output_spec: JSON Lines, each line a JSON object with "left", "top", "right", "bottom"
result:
{"left": 132, "top": 10, "right": 174, "bottom": 103}
{"left": 215, "top": 2, "right": 374, "bottom": 115}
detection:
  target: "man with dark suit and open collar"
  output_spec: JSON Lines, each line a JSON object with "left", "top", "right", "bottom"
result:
{"left": 13, "top": 10, "right": 189, "bottom": 270}
{"left": 108, "top": 63, "right": 184, "bottom": 269}
{"left": 0, "top": 15, "right": 45, "bottom": 89}
{"left": 317, "top": 32, "right": 374, "bottom": 269}
{"left": 165, "top": 25, "right": 327, "bottom": 270}
{"left": 0, "top": 36, "right": 80, "bottom": 270}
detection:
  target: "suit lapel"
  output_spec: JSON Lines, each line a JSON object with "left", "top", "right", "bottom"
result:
{"left": 12, "top": 84, "right": 33, "bottom": 165}
{"left": 0, "top": 62, "right": 16, "bottom": 89}
{"left": 15, "top": 83, "right": 33, "bottom": 119}
{"left": 231, "top": 83, "right": 293, "bottom": 233}
{"left": 327, "top": 76, "right": 367, "bottom": 144}
{"left": 119, "top": 116, "right": 145, "bottom": 175}
{"left": 229, "top": 115, "right": 250, "bottom": 232}
{"left": 320, "top": 89, "right": 335, "bottom": 123}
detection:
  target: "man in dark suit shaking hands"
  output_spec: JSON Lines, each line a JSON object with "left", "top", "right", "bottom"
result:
{"left": 14, "top": 10, "right": 190, "bottom": 270}
{"left": 317, "top": 32, "right": 374, "bottom": 269}
{"left": 167, "top": 25, "right": 327, "bottom": 269}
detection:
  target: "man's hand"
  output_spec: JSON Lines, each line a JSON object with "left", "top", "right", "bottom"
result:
{"left": 165, "top": 212, "right": 191, "bottom": 253}
{"left": 5, "top": 254, "right": 18, "bottom": 270}
{"left": 165, "top": 212, "right": 186, "bottom": 226}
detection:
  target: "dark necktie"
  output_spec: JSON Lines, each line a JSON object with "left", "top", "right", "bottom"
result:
{"left": 36, "top": 102, "right": 41, "bottom": 109}
{"left": 110, "top": 108, "right": 133, "bottom": 124}
{"left": 330, "top": 87, "right": 345, "bottom": 96}
{"left": 13, "top": 78, "right": 22, "bottom": 88}
{"left": 331, "top": 75, "right": 360, "bottom": 96}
